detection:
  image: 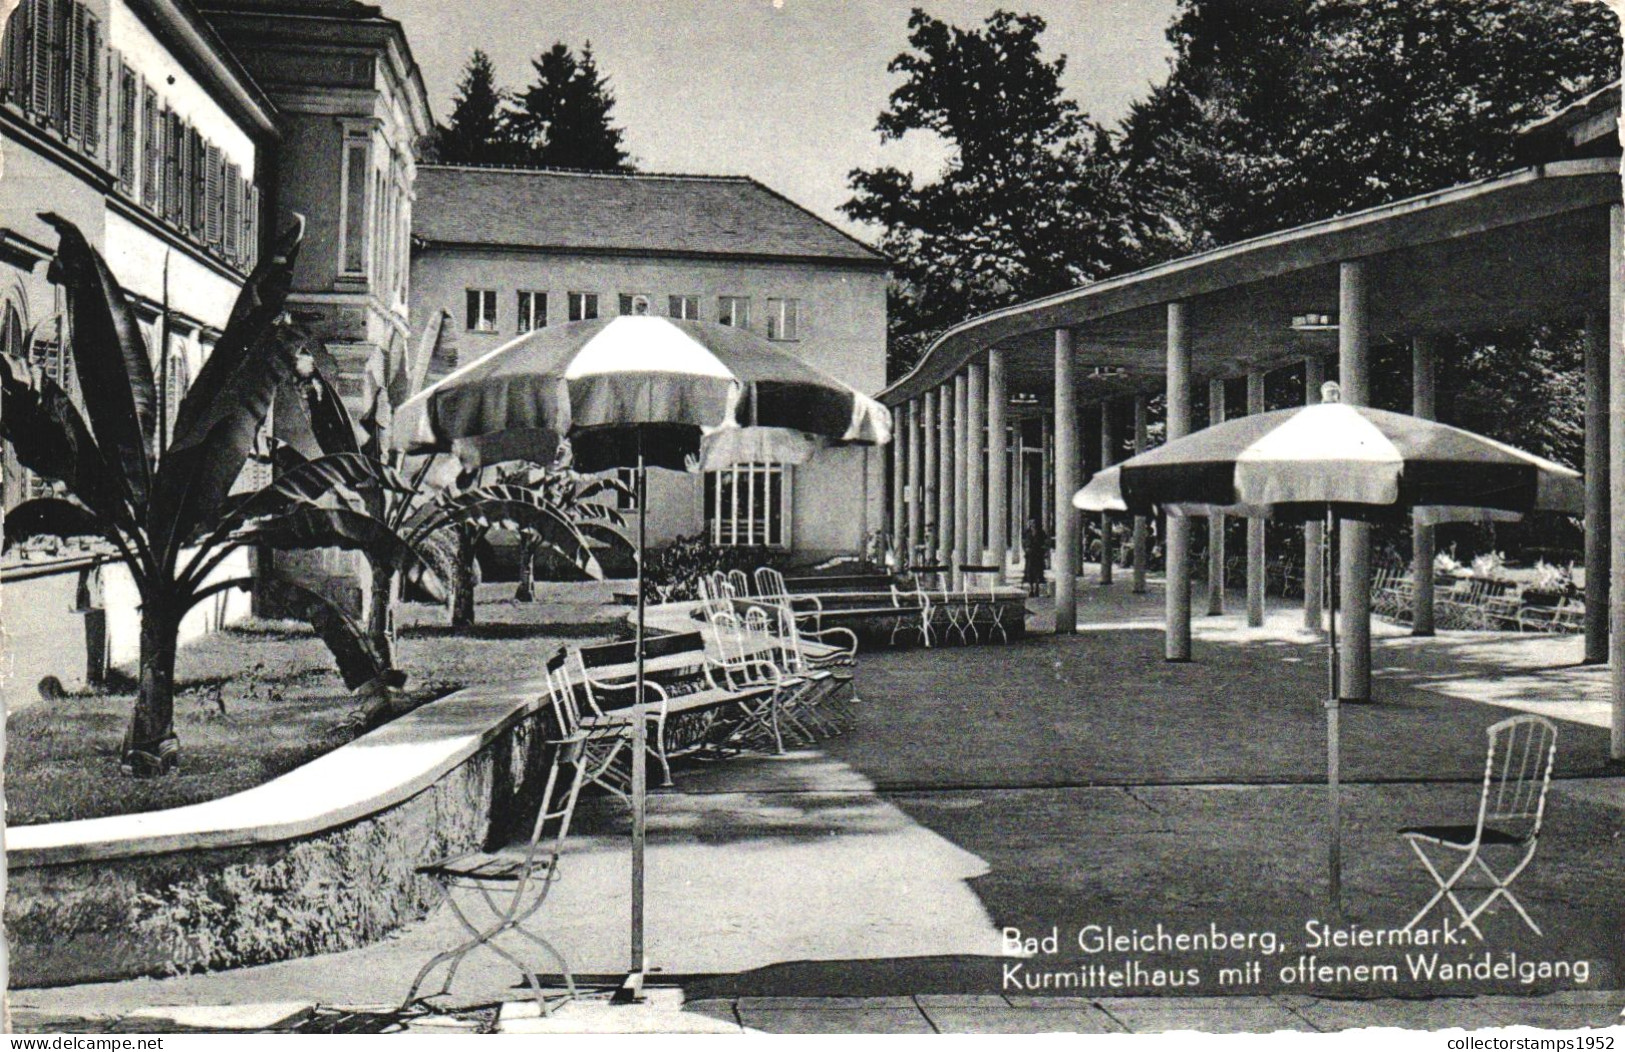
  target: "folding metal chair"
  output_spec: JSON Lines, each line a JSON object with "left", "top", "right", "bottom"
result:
{"left": 767, "top": 601, "right": 859, "bottom": 733}
{"left": 889, "top": 568, "right": 937, "bottom": 648}
{"left": 727, "top": 568, "right": 753, "bottom": 598}
{"left": 402, "top": 720, "right": 589, "bottom": 1016}
{"left": 960, "top": 564, "right": 1009, "bottom": 643}
{"left": 703, "top": 608, "right": 797, "bottom": 753}
{"left": 566, "top": 649, "right": 673, "bottom": 787}
{"left": 1400, "top": 714, "right": 1558, "bottom": 938}
{"left": 754, "top": 566, "right": 823, "bottom": 629}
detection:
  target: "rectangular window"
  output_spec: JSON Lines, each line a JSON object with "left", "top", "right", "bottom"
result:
{"left": 618, "top": 293, "right": 652, "bottom": 317}
{"left": 1, "top": 1, "right": 29, "bottom": 108}
{"left": 766, "top": 297, "right": 800, "bottom": 341}
{"left": 668, "top": 295, "right": 698, "bottom": 320}
{"left": 517, "top": 290, "right": 547, "bottom": 332}
{"left": 466, "top": 289, "right": 496, "bottom": 332}
{"left": 704, "top": 462, "right": 787, "bottom": 548}
{"left": 567, "top": 292, "right": 598, "bottom": 322}
{"left": 717, "top": 295, "right": 749, "bottom": 328}
{"left": 339, "top": 133, "right": 369, "bottom": 275}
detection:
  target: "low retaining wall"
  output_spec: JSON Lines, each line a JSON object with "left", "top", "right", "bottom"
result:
{"left": 5, "top": 681, "right": 558, "bottom": 988}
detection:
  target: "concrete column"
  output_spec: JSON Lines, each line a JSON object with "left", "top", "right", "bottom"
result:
{"left": 1412, "top": 336, "right": 1439, "bottom": 637}
{"left": 891, "top": 405, "right": 906, "bottom": 562}
{"left": 1582, "top": 312, "right": 1610, "bottom": 665}
{"left": 1303, "top": 354, "right": 1325, "bottom": 631}
{"left": 923, "top": 391, "right": 939, "bottom": 562}
{"left": 1166, "top": 302, "right": 1193, "bottom": 661}
{"left": 1339, "top": 261, "right": 1372, "bottom": 702}
{"left": 1055, "top": 330, "right": 1079, "bottom": 634}
{"left": 1041, "top": 415, "right": 1053, "bottom": 531}
{"left": 907, "top": 399, "right": 924, "bottom": 563}
{"left": 1206, "top": 378, "right": 1227, "bottom": 615}
{"left": 939, "top": 384, "right": 952, "bottom": 566}
{"left": 953, "top": 372, "right": 969, "bottom": 575}
{"left": 1609, "top": 205, "right": 1625, "bottom": 757}
{"left": 1132, "top": 394, "right": 1149, "bottom": 595}
{"left": 967, "top": 362, "right": 987, "bottom": 564}
{"left": 1246, "top": 370, "right": 1267, "bottom": 627}
{"left": 1099, "top": 401, "right": 1115, "bottom": 586}
{"left": 988, "top": 349, "right": 1009, "bottom": 571}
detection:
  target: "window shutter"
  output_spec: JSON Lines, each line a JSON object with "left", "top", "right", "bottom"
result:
{"left": 30, "top": 0, "right": 55, "bottom": 118}
{"left": 49, "top": 0, "right": 68, "bottom": 126}
{"left": 244, "top": 183, "right": 259, "bottom": 270}
{"left": 117, "top": 66, "right": 135, "bottom": 191}
{"left": 2, "top": 1, "right": 25, "bottom": 106}
{"left": 205, "top": 144, "right": 222, "bottom": 246}
{"left": 224, "top": 163, "right": 241, "bottom": 261}
{"left": 141, "top": 85, "right": 157, "bottom": 207}
{"left": 188, "top": 127, "right": 205, "bottom": 237}
{"left": 66, "top": 2, "right": 86, "bottom": 141}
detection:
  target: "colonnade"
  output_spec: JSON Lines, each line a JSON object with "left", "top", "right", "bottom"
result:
{"left": 886, "top": 232, "right": 1620, "bottom": 744}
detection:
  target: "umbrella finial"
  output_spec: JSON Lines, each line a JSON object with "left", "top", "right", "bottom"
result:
{"left": 1320, "top": 381, "right": 1342, "bottom": 404}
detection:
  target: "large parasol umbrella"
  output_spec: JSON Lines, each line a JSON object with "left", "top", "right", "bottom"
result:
{"left": 392, "top": 314, "right": 890, "bottom": 996}
{"left": 1074, "top": 383, "right": 1581, "bottom": 909}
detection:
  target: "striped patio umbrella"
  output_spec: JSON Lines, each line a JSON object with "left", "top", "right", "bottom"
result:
{"left": 1073, "top": 387, "right": 1582, "bottom": 910}
{"left": 392, "top": 315, "right": 891, "bottom": 998}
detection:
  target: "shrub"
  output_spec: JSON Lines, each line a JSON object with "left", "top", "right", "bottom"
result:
{"left": 641, "top": 532, "right": 787, "bottom": 602}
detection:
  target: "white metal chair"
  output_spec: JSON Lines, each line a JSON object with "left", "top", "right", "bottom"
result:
{"left": 960, "top": 564, "right": 1009, "bottom": 643}
{"left": 566, "top": 649, "right": 673, "bottom": 787}
{"left": 754, "top": 566, "right": 822, "bottom": 629}
{"left": 402, "top": 714, "right": 589, "bottom": 1017}
{"left": 726, "top": 568, "right": 753, "bottom": 598}
{"left": 1400, "top": 714, "right": 1558, "bottom": 938}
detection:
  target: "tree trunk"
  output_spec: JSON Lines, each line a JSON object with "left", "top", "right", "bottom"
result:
{"left": 451, "top": 527, "right": 477, "bottom": 628}
{"left": 366, "top": 558, "right": 397, "bottom": 669}
{"left": 123, "top": 598, "right": 181, "bottom": 777}
{"left": 515, "top": 532, "right": 536, "bottom": 602}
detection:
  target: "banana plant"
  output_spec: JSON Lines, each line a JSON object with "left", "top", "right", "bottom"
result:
{"left": 0, "top": 215, "right": 432, "bottom": 776}
{"left": 492, "top": 463, "right": 633, "bottom": 601}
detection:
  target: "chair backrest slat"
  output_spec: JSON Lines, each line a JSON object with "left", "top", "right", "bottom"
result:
{"left": 1480, "top": 714, "right": 1558, "bottom": 832}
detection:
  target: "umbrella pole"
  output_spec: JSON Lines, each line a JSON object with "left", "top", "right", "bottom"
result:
{"left": 616, "top": 431, "right": 649, "bottom": 1004}
{"left": 1326, "top": 509, "right": 1342, "bottom": 915}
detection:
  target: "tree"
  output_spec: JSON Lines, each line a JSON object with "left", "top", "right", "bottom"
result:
{"left": 842, "top": 9, "right": 1128, "bottom": 381}
{"left": 0, "top": 216, "right": 432, "bottom": 775}
{"left": 509, "top": 42, "right": 633, "bottom": 171}
{"left": 494, "top": 463, "right": 632, "bottom": 602}
{"left": 1115, "top": 0, "right": 1620, "bottom": 262}
{"left": 434, "top": 49, "right": 521, "bottom": 166}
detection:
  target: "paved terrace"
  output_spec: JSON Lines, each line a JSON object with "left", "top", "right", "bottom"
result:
{"left": 13, "top": 578, "right": 1625, "bottom": 1033}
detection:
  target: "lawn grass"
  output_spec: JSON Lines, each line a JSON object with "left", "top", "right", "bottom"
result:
{"left": 5, "top": 583, "right": 624, "bottom": 826}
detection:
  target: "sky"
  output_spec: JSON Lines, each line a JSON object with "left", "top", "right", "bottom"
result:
{"left": 384, "top": 0, "right": 1180, "bottom": 237}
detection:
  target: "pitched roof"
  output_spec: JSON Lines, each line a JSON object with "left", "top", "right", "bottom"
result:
{"left": 413, "top": 165, "right": 886, "bottom": 267}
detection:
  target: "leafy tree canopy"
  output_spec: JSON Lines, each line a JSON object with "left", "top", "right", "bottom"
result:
{"left": 842, "top": 8, "right": 1128, "bottom": 381}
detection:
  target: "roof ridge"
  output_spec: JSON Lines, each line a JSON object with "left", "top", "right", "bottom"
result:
{"left": 419, "top": 163, "right": 755, "bottom": 183}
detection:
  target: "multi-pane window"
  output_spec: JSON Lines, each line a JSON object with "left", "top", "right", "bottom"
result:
{"left": 517, "top": 290, "right": 547, "bottom": 333}
{"left": 705, "top": 462, "right": 787, "bottom": 548}
{"left": 466, "top": 289, "right": 497, "bottom": 332}
{"left": 1, "top": 0, "right": 100, "bottom": 150}
{"left": 766, "top": 298, "right": 800, "bottom": 341}
{"left": 618, "top": 293, "right": 651, "bottom": 316}
{"left": 568, "top": 292, "right": 599, "bottom": 322}
{"left": 668, "top": 295, "right": 699, "bottom": 320}
{"left": 717, "top": 296, "right": 749, "bottom": 328}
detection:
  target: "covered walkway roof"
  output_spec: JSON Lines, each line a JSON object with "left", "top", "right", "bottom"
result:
{"left": 880, "top": 157, "right": 1618, "bottom": 407}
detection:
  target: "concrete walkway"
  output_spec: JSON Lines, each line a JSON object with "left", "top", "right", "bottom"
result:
{"left": 11, "top": 576, "right": 1625, "bottom": 1035}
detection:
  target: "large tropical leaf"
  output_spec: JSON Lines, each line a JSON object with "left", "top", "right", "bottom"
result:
{"left": 150, "top": 335, "right": 295, "bottom": 565}
{"left": 574, "top": 475, "right": 634, "bottom": 505}
{"left": 260, "top": 574, "right": 394, "bottom": 692}
{"left": 569, "top": 500, "right": 629, "bottom": 531}
{"left": 38, "top": 214, "right": 156, "bottom": 509}
{"left": 1, "top": 497, "right": 104, "bottom": 551}
{"left": 169, "top": 217, "right": 304, "bottom": 449}
{"left": 0, "top": 357, "right": 130, "bottom": 527}
{"left": 196, "top": 451, "right": 401, "bottom": 545}
{"left": 302, "top": 362, "right": 362, "bottom": 457}
{"left": 248, "top": 506, "right": 428, "bottom": 574}
{"left": 431, "top": 487, "right": 605, "bottom": 580}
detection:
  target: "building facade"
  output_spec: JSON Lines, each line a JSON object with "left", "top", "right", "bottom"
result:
{"left": 411, "top": 165, "right": 890, "bottom": 563}
{"left": 196, "top": 0, "right": 431, "bottom": 428}
{"left": 0, "top": 0, "right": 277, "bottom": 506}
